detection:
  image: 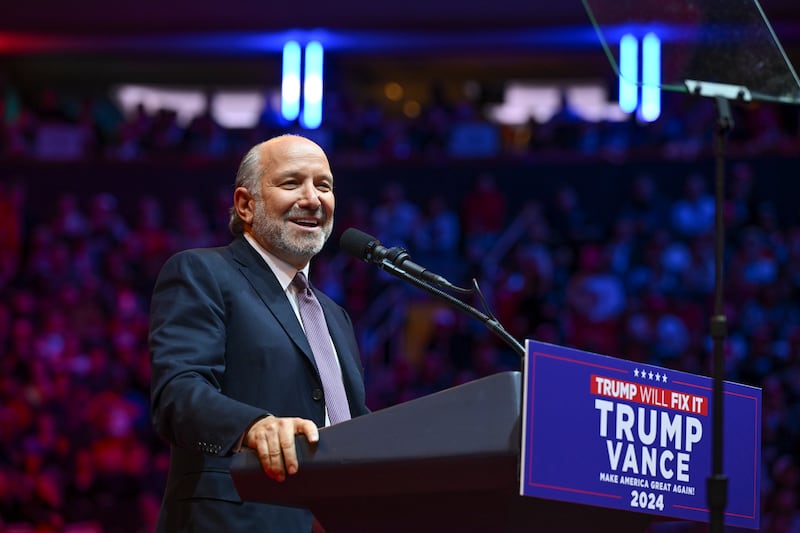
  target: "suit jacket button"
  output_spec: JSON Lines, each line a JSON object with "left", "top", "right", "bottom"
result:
{"left": 312, "top": 388, "right": 324, "bottom": 401}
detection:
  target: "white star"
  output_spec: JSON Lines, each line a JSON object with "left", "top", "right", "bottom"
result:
{"left": 662, "top": 374, "right": 668, "bottom": 383}
{"left": 648, "top": 371, "right": 654, "bottom": 380}
{"left": 634, "top": 369, "right": 640, "bottom": 378}
{"left": 655, "top": 372, "right": 661, "bottom": 381}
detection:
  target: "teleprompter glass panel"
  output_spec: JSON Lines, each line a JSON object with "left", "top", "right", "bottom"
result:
{"left": 582, "top": 0, "right": 800, "bottom": 104}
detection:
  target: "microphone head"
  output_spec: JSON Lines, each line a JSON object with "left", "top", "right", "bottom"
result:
{"left": 339, "top": 228, "right": 381, "bottom": 262}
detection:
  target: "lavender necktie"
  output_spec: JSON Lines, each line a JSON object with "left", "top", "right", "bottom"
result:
{"left": 292, "top": 272, "right": 351, "bottom": 425}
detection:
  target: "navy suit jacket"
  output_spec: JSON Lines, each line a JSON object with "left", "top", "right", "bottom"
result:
{"left": 149, "top": 236, "right": 369, "bottom": 532}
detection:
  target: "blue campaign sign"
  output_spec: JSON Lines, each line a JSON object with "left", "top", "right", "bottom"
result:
{"left": 519, "top": 340, "right": 761, "bottom": 530}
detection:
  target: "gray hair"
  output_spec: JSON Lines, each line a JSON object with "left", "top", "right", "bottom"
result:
{"left": 228, "top": 144, "right": 263, "bottom": 235}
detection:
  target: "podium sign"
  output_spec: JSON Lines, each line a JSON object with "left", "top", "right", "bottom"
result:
{"left": 520, "top": 340, "right": 761, "bottom": 530}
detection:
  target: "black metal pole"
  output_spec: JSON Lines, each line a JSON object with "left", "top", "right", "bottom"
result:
{"left": 707, "top": 96, "right": 731, "bottom": 533}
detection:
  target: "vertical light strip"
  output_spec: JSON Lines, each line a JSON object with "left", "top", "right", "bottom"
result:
{"left": 618, "top": 34, "right": 639, "bottom": 114}
{"left": 639, "top": 32, "right": 662, "bottom": 122}
{"left": 281, "top": 40, "right": 301, "bottom": 122}
{"left": 301, "top": 41, "right": 324, "bottom": 129}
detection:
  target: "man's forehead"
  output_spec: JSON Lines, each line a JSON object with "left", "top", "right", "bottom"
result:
{"left": 262, "top": 139, "right": 328, "bottom": 166}
{"left": 262, "top": 135, "right": 321, "bottom": 155}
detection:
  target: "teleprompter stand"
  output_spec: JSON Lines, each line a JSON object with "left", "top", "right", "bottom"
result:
{"left": 581, "top": 1, "right": 800, "bottom": 529}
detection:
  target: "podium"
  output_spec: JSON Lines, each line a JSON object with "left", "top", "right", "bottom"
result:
{"left": 230, "top": 371, "right": 656, "bottom": 532}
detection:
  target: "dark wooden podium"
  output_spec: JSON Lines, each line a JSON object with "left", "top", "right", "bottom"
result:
{"left": 230, "top": 371, "right": 657, "bottom": 532}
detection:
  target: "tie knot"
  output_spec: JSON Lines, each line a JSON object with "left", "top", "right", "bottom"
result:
{"left": 292, "top": 271, "right": 310, "bottom": 292}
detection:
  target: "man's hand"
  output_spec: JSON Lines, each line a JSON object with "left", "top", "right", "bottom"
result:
{"left": 244, "top": 415, "right": 319, "bottom": 482}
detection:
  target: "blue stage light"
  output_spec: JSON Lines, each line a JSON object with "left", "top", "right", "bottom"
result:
{"left": 639, "top": 32, "right": 661, "bottom": 122}
{"left": 618, "top": 34, "right": 638, "bottom": 114}
{"left": 301, "top": 41, "right": 324, "bottom": 129}
{"left": 281, "top": 40, "right": 301, "bottom": 122}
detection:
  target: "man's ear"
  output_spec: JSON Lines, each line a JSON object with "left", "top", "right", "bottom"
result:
{"left": 233, "top": 187, "right": 255, "bottom": 226}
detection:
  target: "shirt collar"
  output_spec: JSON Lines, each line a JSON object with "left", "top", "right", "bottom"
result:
{"left": 243, "top": 232, "right": 310, "bottom": 292}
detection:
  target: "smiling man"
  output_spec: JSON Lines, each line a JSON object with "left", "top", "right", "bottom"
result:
{"left": 149, "top": 134, "right": 369, "bottom": 533}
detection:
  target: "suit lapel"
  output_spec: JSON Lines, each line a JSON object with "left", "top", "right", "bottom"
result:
{"left": 228, "top": 237, "right": 363, "bottom": 413}
{"left": 227, "top": 237, "right": 318, "bottom": 372}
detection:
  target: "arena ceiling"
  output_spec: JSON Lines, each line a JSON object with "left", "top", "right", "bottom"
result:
{"left": 2, "top": 0, "right": 799, "bottom": 34}
{"left": 2, "top": 0, "right": 800, "bottom": 98}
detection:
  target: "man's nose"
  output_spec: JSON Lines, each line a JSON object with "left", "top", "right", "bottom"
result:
{"left": 297, "top": 181, "right": 321, "bottom": 209}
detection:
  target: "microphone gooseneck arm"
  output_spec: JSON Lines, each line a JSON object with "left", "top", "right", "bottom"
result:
{"left": 339, "top": 227, "right": 471, "bottom": 292}
{"left": 377, "top": 259, "right": 525, "bottom": 357}
{"left": 339, "top": 227, "right": 524, "bottom": 356}
{"left": 383, "top": 246, "right": 473, "bottom": 294}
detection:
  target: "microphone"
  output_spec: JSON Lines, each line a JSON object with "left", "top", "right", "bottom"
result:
{"left": 339, "top": 228, "right": 449, "bottom": 287}
{"left": 339, "top": 227, "right": 525, "bottom": 357}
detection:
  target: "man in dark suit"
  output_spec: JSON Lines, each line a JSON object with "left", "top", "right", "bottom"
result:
{"left": 149, "top": 134, "right": 369, "bottom": 532}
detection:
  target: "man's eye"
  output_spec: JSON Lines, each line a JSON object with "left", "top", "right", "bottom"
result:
{"left": 317, "top": 183, "right": 332, "bottom": 192}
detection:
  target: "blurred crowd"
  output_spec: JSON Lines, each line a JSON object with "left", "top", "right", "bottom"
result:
{"left": 2, "top": 78, "right": 800, "bottom": 165}
{"left": 1, "top": 80, "right": 800, "bottom": 532}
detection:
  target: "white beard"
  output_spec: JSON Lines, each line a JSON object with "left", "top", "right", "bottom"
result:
{"left": 251, "top": 199, "right": 332, "bottom": 264}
